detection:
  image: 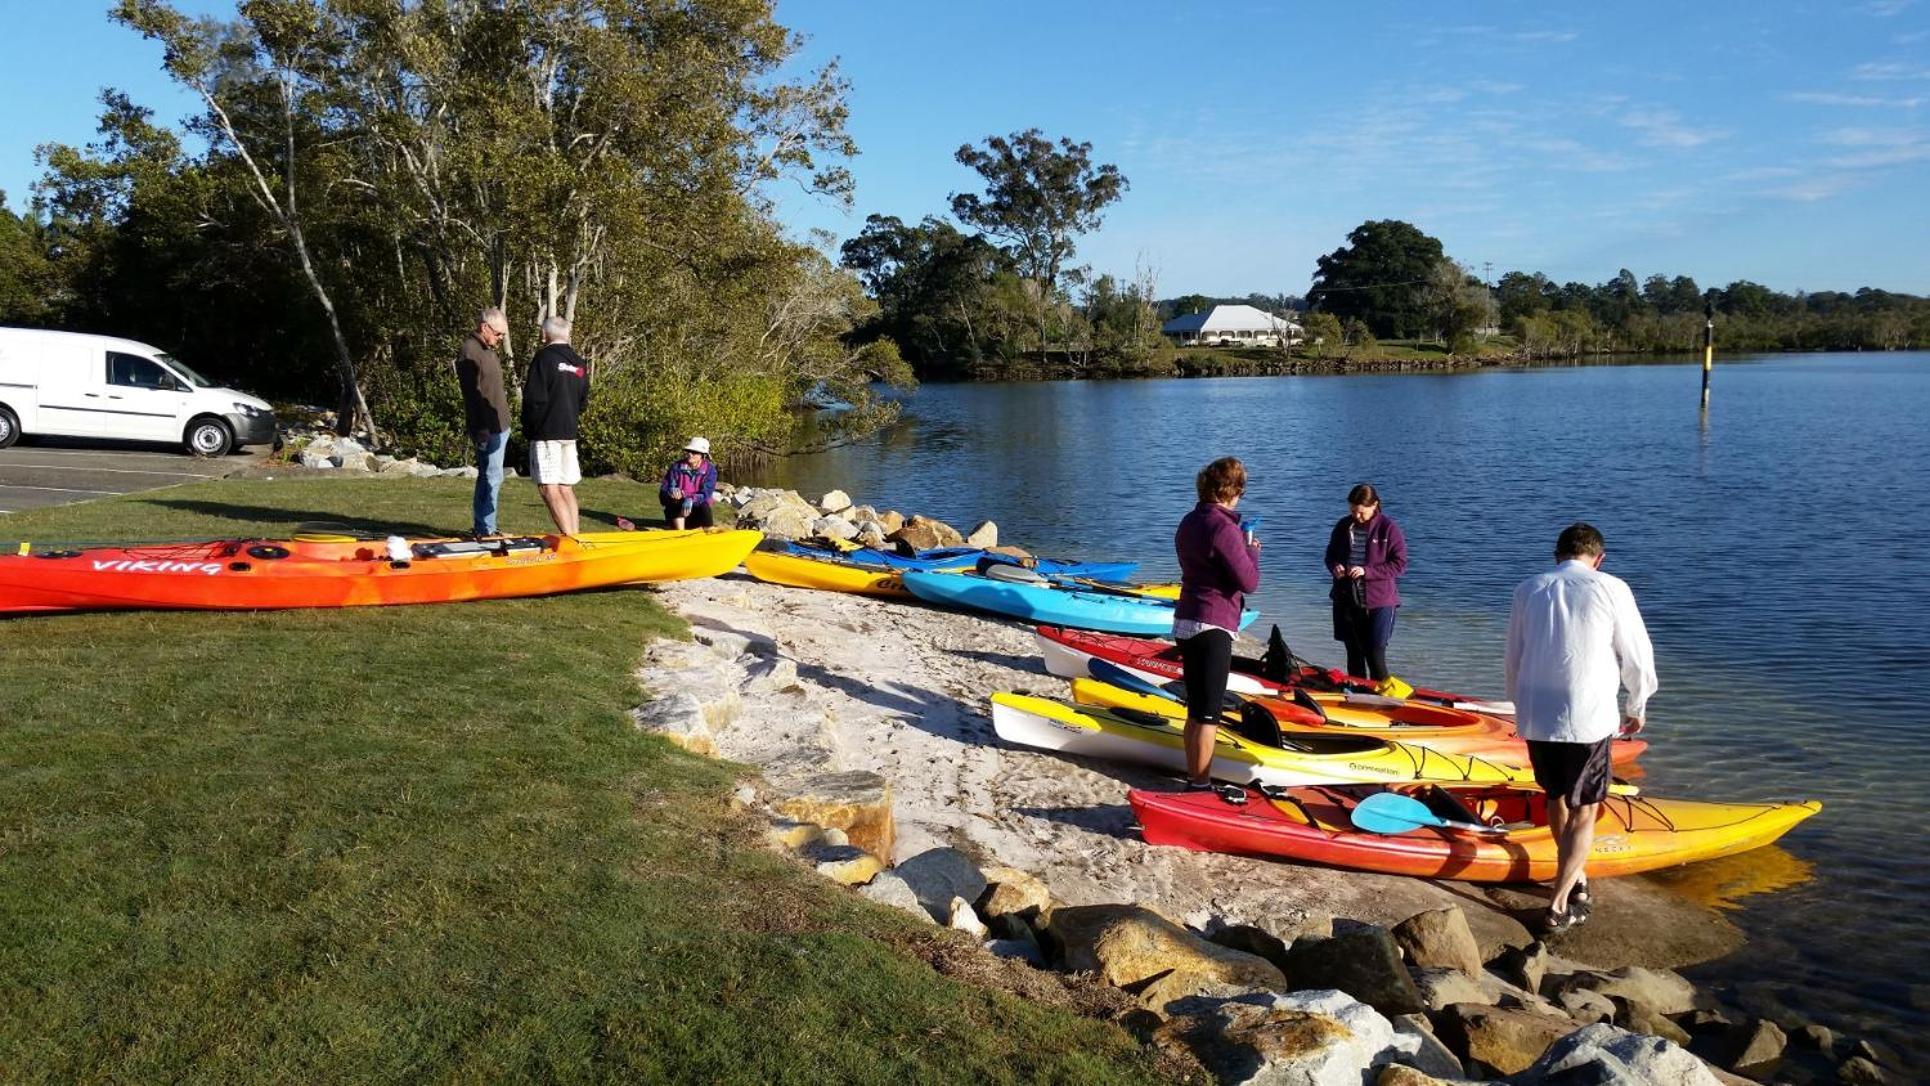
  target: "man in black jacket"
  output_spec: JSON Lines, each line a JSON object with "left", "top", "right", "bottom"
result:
{"left": 521, "top": 315, "right": 591, "bottom": 536}
{"left": 454, "top": 307, "right": 511, "bottom": 536}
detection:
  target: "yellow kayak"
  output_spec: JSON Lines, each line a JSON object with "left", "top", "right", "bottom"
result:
{"left": 989, "top": 692, "right": 1564, "bottom": 789}
{"left": 742, "top": 548, "right": 911, "bottom": 598}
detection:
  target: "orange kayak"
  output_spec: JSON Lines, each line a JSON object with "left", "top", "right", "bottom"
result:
{"left": 1131, "top": 782, "right": 1820, "bottom": 882}
{"left": 0, "top": 529, "right": 760, "bottom": 614}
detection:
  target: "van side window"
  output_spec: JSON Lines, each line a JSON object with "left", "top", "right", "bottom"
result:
{"left": 108, "top": 352, "right": 179, "bottom": 390}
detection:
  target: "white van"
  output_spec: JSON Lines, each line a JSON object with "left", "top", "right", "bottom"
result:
{"left": 0, "top": 328, "right": 276, "bottom": 456}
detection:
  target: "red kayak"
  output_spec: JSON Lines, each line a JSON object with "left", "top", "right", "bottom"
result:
{"left": 1130, "top": 783, "right": 1821, "bottom": 883}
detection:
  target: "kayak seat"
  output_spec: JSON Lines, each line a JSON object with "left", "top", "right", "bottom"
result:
{"left": 1422, "top": 786, "right": 1485, "bottom": 826}
{"left": 1231, "top": 701, "right": 1284, "bottom": 748}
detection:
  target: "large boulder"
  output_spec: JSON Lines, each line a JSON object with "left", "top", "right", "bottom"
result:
{"left": 799, "top": 841, "right": 882, "bottom": 886}
{"left": 632, "top": 692, "right": 716, "bottom": 756}
{"left": 1048, "top": 904, "right": 1285, "bottom": 991}
{"left": 892, "top": 848, "right": 986, "bottom": 924}
{"left": 857, "top": 871, "right": 928, "bottom": 921}
{"left": 1838, "top": 1056, "right": 1909, "bottom": 1085}
{"left": 758, "top": 506, "right": 819, "bottom": 541}
{"left": 817, "top": 489, "right": 852, "bottom": 514}
{"left": 1205, "top": 923, "right": 1292, "bottom": 976}
{"left": 1285, "top": 928, "right": 1425, "bottom": 1016}
{"left": 1157, "top": 989, "right": 1398, "bottom": 1086}
{"left": 888, "top": 514, "right": 964, "bottom": 552}
{"left": 1516, "top": 1023, "right": 1722, "bottom": 1085}
{"left": 811, "top": 516, "right": 858, "bottom": 542}
{"left": 1614, "top": 996, "right": 1691, "bottom": 1046}
{"left": 1392, "top": 907, "right": 1482, "bottom": 976}
{"left": 965, "top": 520, "right": 998, "bottom": 548}
{"left": 1544, "top": 965, "right": 1699, "bottom": 1016}
{"left": 767, "top": 771, "right": 894, "bottom": 860}
{"left": 877, "top": 510, "right": 906, "bottom": 534}
{"left": 405, "top": 460, "right": 442, "bottom": 478}
{"left": 1388, "top": 1015, "right": 1464, "bottom": 1079}
{"left": 1555, "top": 986, "right": 1618, "bottom": 1025}
{"left": 976, "top": 865, "right": 1052, "bottom": 929}
{"left": 1433, "top": 1002, "right": 1574, "bottom": 1075}
{"left": 1488, "top": 941, "right": 1548, "bottom": 993}
{"left": 1717, "top": 1017, "right": 1785, "bottom": 1077}
{"left": 1410, "top": 967, "right": 1492, "bottom": 1013}
{"left": 854, "top": 520, "right": 889, "bottom": 548}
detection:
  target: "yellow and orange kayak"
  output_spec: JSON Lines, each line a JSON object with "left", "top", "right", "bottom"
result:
{"left": 743, "top": 547, "right": 911, "bottom": 598}
{"left": 0, "top": 528, "right": 760, "bottom": 614}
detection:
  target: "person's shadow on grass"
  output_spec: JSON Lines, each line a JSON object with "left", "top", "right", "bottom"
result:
{"left": 143, "top": 499, "right": 450, "bottom": 538}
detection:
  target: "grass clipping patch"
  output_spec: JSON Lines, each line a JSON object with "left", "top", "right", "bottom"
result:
{"left": 0, "top": 478, "right": 1165, "bottom": 1083}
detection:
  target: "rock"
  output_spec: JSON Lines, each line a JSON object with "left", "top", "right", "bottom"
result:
{"left": 1616, "top": 996, "right": 1692, "bottom": 1046}
{"left": 632, "top": 692, "right": 716, "bottom": 756}
{"left": 767, "top": 771, "right": 894, "bottom": 860}
{"left": 376, "top": 456, "right": 411, "bottom": 475}
{"left": 811, "top": 516, "right": 858, "bottom": 542}
{"left": 976, "top": 865, "right": 1052, "bottom": 926}
{"left": 1285, "top": 928, "right": 1425, "bottom": 1016}
{"left": 1375, "top": 1068, "right": 1451, "bottom": 1086}
{"left": 405, "top": 460, "right": 442, "bottom": 478}
{"left": 817, "top": 489, "right": 852, "bottom": 514}
{"left": 1685, "top": 1008, "right": 1733, "bottom": 1035}
{"left": 1205, "top": 923, "right": 1291, "bottom": 976}
{"left": 743, "top": 656, "right": 801, "bottom": 695}
{"left": 1047, "top": 904, "right": 1285, "bottom": 991}
{"left": 1555, "top": 986, "right": 1618, "bottom": 1025}
{"left": 877, "top": 510, "right": 905, "bottom": 534}
{"left": 440, "top": 466, "right": 480, "bottom": 479}
{"left": 893, "top": 847, "right": 986, "bottom": 924}
{"left": 1393, "top": 907, "right": 1482, "bottom": 976}
{"left": 1519, "top": 1022, "right": 1723, "bottom": 1085}
{"left": 1838, "top": 1056, "right": 1907, "bottom": 1085}
{"left": 818, "top": 827, "right": 850, "bottom": 847}
{"left": 1388, "top": 1014, "right": 1464, "bottom": 1079}
{"left": 888, "top": 514, "right": 964, "bottom": 551}
{"left": 987, "top": 544, "right": 1033, "bottom": 559}
{"left": 1790, "top": 1022, "right": 1834, "bottom": 1053}
{"left": 1719, "top": 1017, "right": 1785, "bottom": 1076}
{"left": 799, "top": 841, "right": 881, "bottom": 886}
{"left": 759, "top": 506, "right": 818, "bottom": 541}
{"left": 1136, "top": 974, "right": 1273, "bottom": 1017}
{"left": 1545, "top": 965, "right": 1699, "bottom": 1016}
{"left": 948, "top": 897, "right": 989, "bottom": 939}
{"left": 854, "top": 520, "right": 889, "bottom": 548}
{"left": 300, "top": 447, "right": 337, "bottom": 469}
{"left": 1851, "top": 1038, "right": 1904, "bottom": 1069}
{"left": 985, "top": 938, "right": 1046, "bottom": 968}
{"left": 857, "top": 872, "right": 928, "bottom": 921}
{"left": 1157, "top": 989, "right": 1398, "bottom": 1086}
{"left": 766, "top": 818, "right": 825, "bottom": 850}
{"left": 1433, "top": 1002, "right": 1574, "bottom": 1075}
{"left": 965, "top": 520, "right": 998, "bottom": 548}
{"left": 1489, "top": 941, "right": 1548, "bottom": 993}
{"left": 334, "top": 437, "right": 367, "bottom": 458}
{"left": 847, "top": 504, "right": 877, "bottom": 523}
{"left": 1410, "top": 967, "right": 1491, "bottom": 1013}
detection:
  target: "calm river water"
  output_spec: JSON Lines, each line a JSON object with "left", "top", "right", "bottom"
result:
{"left": 747, "top": 352, "right": 1929, "bottom": 1055}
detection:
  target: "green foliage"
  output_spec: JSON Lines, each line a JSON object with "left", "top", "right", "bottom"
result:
{"left": 1308, "top": 219, "right": 1447, "bottom": 338}
{"left": 12, "top": 1, "right": 894, "bottom": 466}
{"left": 0, "top": 479, "right": 1165, "bottom": 1084}
{"left": 0, "top": 196, "right": 55, "bottom": 324}
{"left": 1301, "top": 311, "right": 1344, "bottom": 348}
{"left": 949, "top": 129, "right": 1128, "bottom": 298}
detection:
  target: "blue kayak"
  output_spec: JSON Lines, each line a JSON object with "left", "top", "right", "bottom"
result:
{"left": 790, "top": 542, "right": 1138, "bottom": 582}
{"left": 900, "top": 569, "right": 1258, "bottom": 636}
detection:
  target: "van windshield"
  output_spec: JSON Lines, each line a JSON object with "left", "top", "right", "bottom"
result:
{"left": 157, "top": 354, "right": 215, "bottom": 388}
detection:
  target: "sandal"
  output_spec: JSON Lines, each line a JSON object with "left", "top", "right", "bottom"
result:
{"left": 1541, "top": 905, "right": 1581, "bottom": 936}
{"left": 1183, "top": 779, "right": 1217, "bottom": 793}
{"left": 1571, "top": 879, "right": 1594, "bottom": 916}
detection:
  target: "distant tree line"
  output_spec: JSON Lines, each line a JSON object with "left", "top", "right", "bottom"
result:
{"left": 0, "top": 0, "right": 909, "bottom": 471}
{"left": 1307, "top": 219, "right": 1930, "bottom": 357}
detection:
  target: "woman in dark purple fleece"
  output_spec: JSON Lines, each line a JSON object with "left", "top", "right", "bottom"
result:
{"left": 1323, "top": 482, "right": 1407, "bottom": 681}
{"left": 1173, "top": 457, "right": 1261, "bottom": 789}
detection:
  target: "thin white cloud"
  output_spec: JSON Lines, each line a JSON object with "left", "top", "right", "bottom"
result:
{"left": 1853, "top": 61, "right": 1930, "bottom": 80}
{"left": 1786, "top": 91, "right": 1925, "bottom": 107}
{"left": 1896, "top": 29, "right": 1930, "bottom": 43}
{"left": 1818, "top": 125, "right": 1926, "bottom": 145}
{"left": 1768, "top": 176, "right": 1860, "bottom": 201}
{"left": 1512, "top": 30, "right": 1579, "bottom": 43}
{"left": 1863, "top": 0, "right": 1914, "bottom": 15}
{"left": 1619, "top": 108, "right": 1728, "bottom": 148}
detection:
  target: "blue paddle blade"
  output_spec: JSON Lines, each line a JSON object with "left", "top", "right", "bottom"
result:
{"left": 1349, "top": 792, "right": 1449, "bottom": 834}
{"left": 1087, "top": 658, "right": 1180, "bottom": 702}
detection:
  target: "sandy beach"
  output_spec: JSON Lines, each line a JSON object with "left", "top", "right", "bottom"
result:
{"left": 638, "top": 569, "right": 1747, "bottom": 971}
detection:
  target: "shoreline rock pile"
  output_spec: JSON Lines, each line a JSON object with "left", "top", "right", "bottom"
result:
{"left": 719, "top": 484, "right": 997, "bottom": 550}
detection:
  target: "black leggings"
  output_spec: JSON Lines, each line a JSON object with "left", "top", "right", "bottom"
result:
{"left": 1333, "top": 604, "right": 1397, "bottom": 681}
{"left": 1178, "top": 629, "right": 1234, "bottom": 721}
{"left": 662, "top": 501, "right": 714, "bottom": 528}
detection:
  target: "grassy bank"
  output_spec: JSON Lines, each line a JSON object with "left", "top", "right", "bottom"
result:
{"left": 0, "top": 477, "right": 1162, "bottom": 1083}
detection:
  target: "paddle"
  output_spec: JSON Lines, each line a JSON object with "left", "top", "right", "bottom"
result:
{"left": 1349, "top": 791, "right": 1508, "bottom": 836}
{"left": 1088, "top": 658, "right": 1185, "bottom": 702}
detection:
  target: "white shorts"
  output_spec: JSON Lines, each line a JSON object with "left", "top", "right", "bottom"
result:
{"left": 529, "top": 440, "right": 581, "bottom": 486}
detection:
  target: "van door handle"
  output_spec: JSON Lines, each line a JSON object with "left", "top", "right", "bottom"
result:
{"left": 84, "top": 392, "right": 101, "bottom": 397}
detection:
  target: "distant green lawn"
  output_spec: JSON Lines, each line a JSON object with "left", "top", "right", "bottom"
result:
{"left": 0, "top": 477, "right": 1161, "bottom": 1083}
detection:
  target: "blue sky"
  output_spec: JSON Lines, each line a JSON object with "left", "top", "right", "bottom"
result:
{"left": 5, "top": 1, "right": 1927, "bottom": 295}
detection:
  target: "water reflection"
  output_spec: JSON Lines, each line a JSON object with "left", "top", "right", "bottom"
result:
{"left": 1644, "top": 844, "right": 1815, "bottom": 911}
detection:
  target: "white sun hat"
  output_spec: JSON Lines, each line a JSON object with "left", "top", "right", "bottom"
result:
{"left": 684, "top": 436, "right": 711, "bottom": 455}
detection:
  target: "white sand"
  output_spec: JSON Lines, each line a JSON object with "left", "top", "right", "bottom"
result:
{"left": 639, "top": 571, "right": 1741, "bottom": 964}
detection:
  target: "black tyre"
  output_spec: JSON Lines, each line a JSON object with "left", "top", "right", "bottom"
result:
{"left": 185, "top": 417, "right": 234, "bottom": 457}
{"left": 0, "top": 406, "right": 19, "bottom": 449}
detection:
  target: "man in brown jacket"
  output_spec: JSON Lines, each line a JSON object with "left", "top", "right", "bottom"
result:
{"left": 455, "top": 307, "right": 511, "bottom": 536}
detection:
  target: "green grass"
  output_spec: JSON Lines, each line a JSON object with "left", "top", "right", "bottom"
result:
{"left": 0, "top": 477, "right": 1164, "bottom": 1083}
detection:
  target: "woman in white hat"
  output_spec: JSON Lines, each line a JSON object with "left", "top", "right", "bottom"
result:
{"left": 659, "top": 436, "right": 717, "bottom": 529}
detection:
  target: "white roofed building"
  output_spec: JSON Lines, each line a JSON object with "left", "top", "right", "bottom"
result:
{"left": 1161, "top": 304, "right": 1303, "bottom": 346}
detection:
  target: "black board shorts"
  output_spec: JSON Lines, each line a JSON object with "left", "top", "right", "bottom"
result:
{"left": 1178, "top": 628, "right": 1234, "bottom": 722}
{"left": 1526, "top": 737, "right": 1614, "bottom": 807}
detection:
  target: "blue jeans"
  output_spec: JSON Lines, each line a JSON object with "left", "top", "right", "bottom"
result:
{"left": 472, "top": 430, "right": 508, "bottom": 535}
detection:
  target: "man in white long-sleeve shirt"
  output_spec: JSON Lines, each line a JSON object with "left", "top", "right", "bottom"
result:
{"left": 1505, "top": 522, "right": 1658, "bottom": 934}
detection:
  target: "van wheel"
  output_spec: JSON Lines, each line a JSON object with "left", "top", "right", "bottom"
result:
{"left": 185, "top": 417, "right": 233, "bottom": 457}
{"left": 0, "top": 406, "right": 18, "bottom": 449}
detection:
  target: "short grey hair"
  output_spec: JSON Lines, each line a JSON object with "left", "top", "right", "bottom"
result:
{"left": 479, "top": 306, "right": 507, "bottom": 331}
{"left": 541, "top": 315, "right": 571, "bottom": 342}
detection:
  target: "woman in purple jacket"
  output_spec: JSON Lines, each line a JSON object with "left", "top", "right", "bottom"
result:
{"left": 1174, "top": 457, "right": 1261, "bottom": 789}
{"left": 1323, "top": 483, "right": 1407, "bottom": 681}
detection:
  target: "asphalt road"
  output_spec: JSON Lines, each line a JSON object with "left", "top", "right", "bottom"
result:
{"left": 0, "top": 438, "right": 269, "bottom": 515}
